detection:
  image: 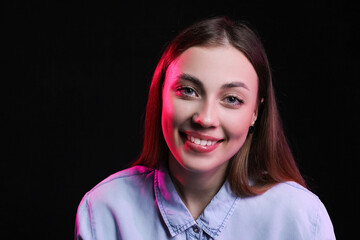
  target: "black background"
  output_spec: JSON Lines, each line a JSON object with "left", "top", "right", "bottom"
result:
{"left": 3, "top": 0, "right": 359, "bottom": 239}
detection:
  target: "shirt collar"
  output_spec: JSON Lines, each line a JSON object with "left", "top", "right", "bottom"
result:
{"left": 154, "top": 165, "right": 239, "bottom": 238}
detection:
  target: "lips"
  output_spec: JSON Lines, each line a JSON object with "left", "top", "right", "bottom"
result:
{"left": 181, "top": 131, "right": 224, "bottom": 153}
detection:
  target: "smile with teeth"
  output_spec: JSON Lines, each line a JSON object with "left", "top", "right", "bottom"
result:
{"left": 186, "top": 135, "right": 218, "bottom": 146}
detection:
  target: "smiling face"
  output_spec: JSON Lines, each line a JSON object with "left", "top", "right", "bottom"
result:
{"left": 161, "top": 45, "right": 259, "bottom": 177}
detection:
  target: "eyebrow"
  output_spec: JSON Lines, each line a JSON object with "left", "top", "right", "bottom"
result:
{"left": 221, "top": 82, "right": 249, "bottom": 90}
{"left": 177, "top": 73, "right": 249, "bottom": 90}
{"left": 178, "top": 73, "right": 203, "bottom": 88}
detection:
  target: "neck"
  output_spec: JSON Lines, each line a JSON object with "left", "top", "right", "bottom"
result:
{"left": 168, "top": 155, "right": 228, "bottom": 220}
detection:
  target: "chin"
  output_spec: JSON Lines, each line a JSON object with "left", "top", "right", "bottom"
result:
{"left": 178, "top": 151, "right": 230, "bottom": 174}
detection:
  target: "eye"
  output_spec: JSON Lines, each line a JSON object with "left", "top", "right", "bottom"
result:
{"left": 223, "top": 96, "right": 244, "bottom": 107}
{"left": 176, "top": 86, "right": 199, "bottom": 98}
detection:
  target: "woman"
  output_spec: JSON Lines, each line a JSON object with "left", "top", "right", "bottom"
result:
{"left": 75, "top": 17, "right": 335, "bottom": 239}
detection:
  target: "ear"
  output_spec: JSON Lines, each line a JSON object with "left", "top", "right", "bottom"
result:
{"left": 251, "top": 98, "right": 264, "bottom": 125}
{"left": 251, "top": 109, "right": 258, "bottom": 125}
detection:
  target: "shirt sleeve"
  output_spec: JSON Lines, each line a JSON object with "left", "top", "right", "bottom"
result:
{"left": 315, "top": 200, "right": 336, "bottom": 240}
{"left": 74, "top": 194, "right": 93, "bottom": 240}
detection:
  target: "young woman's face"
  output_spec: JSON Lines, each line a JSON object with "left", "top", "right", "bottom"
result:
{"left": 162, "top": 46, "right": 259, "bottom": 175}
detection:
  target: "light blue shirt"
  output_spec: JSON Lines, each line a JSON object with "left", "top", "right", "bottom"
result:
{"left": 75, "top": 165, "right": 335, "bottom": 239}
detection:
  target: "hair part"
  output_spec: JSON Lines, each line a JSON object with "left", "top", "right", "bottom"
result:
{"left": 133, "top": 16, "right": 306, "bottom": 196}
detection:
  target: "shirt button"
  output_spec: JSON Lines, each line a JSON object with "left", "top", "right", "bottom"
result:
{"left": 193, "top": 225, "right": 200, "bottom": 233}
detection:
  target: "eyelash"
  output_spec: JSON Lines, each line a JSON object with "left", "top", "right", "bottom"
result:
{"left": 222, "top": 95, "right": 244, "bottom": 107}
{"left": 176, "top": 86, "right": 199, "bottom": 98}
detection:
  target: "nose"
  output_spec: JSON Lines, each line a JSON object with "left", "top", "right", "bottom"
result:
{"left": 192, "top": 100, "right": 220, "bottom": 128}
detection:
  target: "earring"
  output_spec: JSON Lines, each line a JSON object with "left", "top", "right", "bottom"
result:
{"left": 249, "top": 125, "right": 255, "bottom": 134}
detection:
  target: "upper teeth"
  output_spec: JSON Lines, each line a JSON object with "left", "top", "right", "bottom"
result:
{"left": 189, "top": 136, "right": 217, "bottom": 146}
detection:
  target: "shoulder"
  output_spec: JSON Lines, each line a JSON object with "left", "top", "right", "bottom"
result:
{"left": 263, "top": 181, "right": 335, "bottom": 238}
{"left": 268, "top": 181, "right": 320, "bottom": 205}
{"left": 229, "top": 182, "right": 335, "bottom": 239}
{"left": 263, "top": 181, "right": 324, "bottom": 215}
{"left": 81, "top": 165, "right": 155, "bottom": 206}
{"left": 75, "top": 166, "right": 159, "bottom": 239}
{"left": 92, "top": 165, "right": 154, "bottom": 189}
{"left": 244, "top": 182, "right": 329, "bottom": 227}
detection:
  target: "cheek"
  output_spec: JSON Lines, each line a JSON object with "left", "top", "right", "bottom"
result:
{"left": 161, "top": 92, "right": 196, "bottom": 141}
{"left": 161, "top": 95, "right": 174, "bottom": 138}
{"left": 173, "top": 99, "right": 197, "bottom": 123}
{"left": 162, "top": 97, "right": 196, "bottom": 130}
{"left": 220, "top": 108, "right": 253, "bottom": 139}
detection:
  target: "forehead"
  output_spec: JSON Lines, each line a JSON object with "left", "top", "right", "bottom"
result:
{"left": 166, "top": 46, "right": 258, "bottom": 90}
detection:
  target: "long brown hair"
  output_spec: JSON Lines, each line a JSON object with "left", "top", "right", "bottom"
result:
{"left": 133, "top": 16, "right": 306, "bottom": 196}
